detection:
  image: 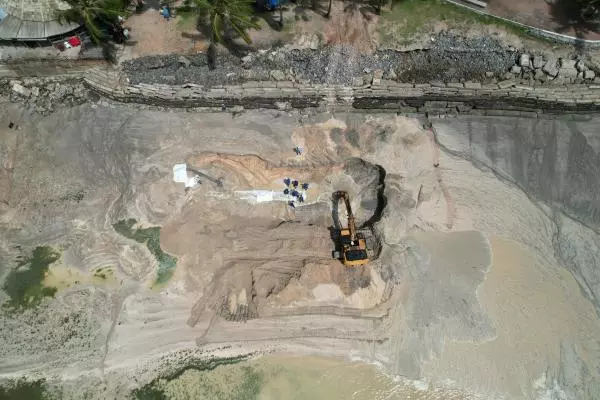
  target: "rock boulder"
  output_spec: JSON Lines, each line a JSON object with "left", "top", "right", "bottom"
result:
{"left": 543, "top": 59, "right": 559, "bottom": 77}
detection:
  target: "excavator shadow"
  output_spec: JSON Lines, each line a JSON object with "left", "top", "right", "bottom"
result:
{"left": 186, "top": 167, "right": 225, "bottom": 187}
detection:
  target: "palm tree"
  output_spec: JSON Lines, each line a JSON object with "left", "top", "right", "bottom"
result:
{"left": 578, "top": 0, "right": 600, "bottom": 23}
{"left": 55, "top": 0, "right": 125, "bottom": 44}
{"left": 183, "top": 0, "right": 261, "bottom": 69}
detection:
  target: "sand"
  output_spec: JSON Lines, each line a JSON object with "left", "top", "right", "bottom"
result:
{"left": 1, "top": 101, "right": 599, "bottom": 399}
{"left": 423, "top": 236, "right": 600, "bottom": 399}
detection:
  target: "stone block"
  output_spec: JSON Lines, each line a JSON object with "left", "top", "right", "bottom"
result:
{"left": 464, "top": 81, "right": 482, "bottom": 89}
{"left": 431, "top": 81, "right": 446, "bottom": 88}
{"left": 511, "top": 65, "right": 522, "bottom": 74}
{"left": 379, "top": 80, "right": 397, "bottom": 87}
{"left": 543, "top": 59, "right": 559, "bottom": 77}
{"left": 241, "top": 81, "right": 261, "bottom": 88}
{"left": 514, "top": 85, "right": 534, "bottom": 91}
{"left": 584, "top": 70, "right": 596, "bottom": 80}
{"left": 519, "top": 54, "right": 531, "bottom": 68}
{"left": 242, "top": 89, "right": 265, "bottom": 96}
{"left": 279, "top": 88, "right": 300, "bottom": 95}
{"left": 559, "top": 65, "right": 578, "bottom": 79}
{"left": 276, "top": 81, "right": 295, "bottom": 88}
{"left": 299, "top": 89, "right": 318, "bottom": 96}
{"left": 270, "top": 70, "right": 286, "bottom": 81}
{"left": 560, "top": 58, "right": 576, "bottom": 69}
{"left": 447, "top": 82, "right": 464, "bottom": 88}
{"left": 352, "top": 77, "right": 363, "bottom": 87}
{"left": 532, "top": 55, "right": 545, "bottom": 69}
{"left": 373, "top": 69, "right": 384, "bottom": 80}
{"left": 534, "top": 69, "right": 547, "bottom": 82}
{"left": 497, "top": 80, "right": 514, "bottom": 89}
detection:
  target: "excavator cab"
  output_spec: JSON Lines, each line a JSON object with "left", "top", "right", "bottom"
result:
{"left": 332, "top": 191, "right": 369, "bottom": 267}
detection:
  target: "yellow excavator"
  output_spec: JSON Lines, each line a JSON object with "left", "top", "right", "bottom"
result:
{"left": 332, "top": 191, "right": 370, "bottom": 266}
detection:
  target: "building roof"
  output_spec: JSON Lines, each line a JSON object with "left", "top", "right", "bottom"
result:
{"left": 0, "top": 0, "right": 80, "bottom": 41}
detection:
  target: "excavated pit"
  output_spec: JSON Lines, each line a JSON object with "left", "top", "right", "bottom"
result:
{"left": 181, "top": 155, "right": 389, "bottom": 323}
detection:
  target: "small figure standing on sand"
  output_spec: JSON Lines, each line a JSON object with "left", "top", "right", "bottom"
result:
{"left": 293, "top": 146, "right": 303, "bottom": 156}
{"left": 160, "top": 4, "right": 172, "bottom": 20}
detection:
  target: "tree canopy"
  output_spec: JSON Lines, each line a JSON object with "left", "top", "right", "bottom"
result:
{"left": 55, "top": 0, "right": 125, "bottom": 43}
{"left": 183, "top": 0, "right": 261, "bottom": 45}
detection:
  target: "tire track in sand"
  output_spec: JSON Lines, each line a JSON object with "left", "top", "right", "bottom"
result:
{"left": 426, "top": 125, "right": 456, "bottom": 230}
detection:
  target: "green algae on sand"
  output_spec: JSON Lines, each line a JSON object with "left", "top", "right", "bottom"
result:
{"left": 131, "top": 355, "right": 252, "bottom": 400}
{"left": 0, "top": 378, "right": 55, "bottom": 400}
{"left": 113, "top": 219, "right": 177, "bottom": 286}
{"left": 3, "top": 246, "right": 59, "bottom": 311}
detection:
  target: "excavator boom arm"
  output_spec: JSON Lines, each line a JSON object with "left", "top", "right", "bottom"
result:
{"left": 335, "top": 191, "right": 357, "bottom": 242}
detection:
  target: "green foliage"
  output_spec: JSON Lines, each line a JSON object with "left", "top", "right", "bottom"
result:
{"left": 577, "top": 0, "right": 600, "bottom": 21}
{"left": 181, "top": 0, "right": 261, "bottom": 45}
{"left": 380, "top": 0, "right": 530, "bottom": 46}
{"left": 0, "top": 378, "right": 53, "bottom": 400}
{"left": 2, "top": 247, "right": 59, "bottom": 311}
{"left": 113, "top": 219, "right": 177, "bottom": 285}
{"left": 54, "top": 0, "right": 126, "bottom": 43}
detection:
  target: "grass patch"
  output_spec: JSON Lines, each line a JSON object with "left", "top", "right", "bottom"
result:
{"left": 2, "top": 246, "right": 59, "bottom": 311}
{"left": 113, "top": 219, "right": 177, "bottom": 286}
{"left": 379, "top": 0, "right": 530, "bottom": 46}
{"left": 0, "top": 378, "right": 54, "bottom": 400}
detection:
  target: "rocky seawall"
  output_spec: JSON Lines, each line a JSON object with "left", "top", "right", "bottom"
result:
{"left": 3, "top": 34, "right": 600, "bottom": 115}
{"left": 122, "top": 34, "right": 599, "bottom": 88}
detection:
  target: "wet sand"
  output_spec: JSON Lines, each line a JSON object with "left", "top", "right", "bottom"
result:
{"left": 423, "top": 236, "right": 600, "bottom": 399}
{"left": 160, "top": 355, "right": 482, "bottom": 400}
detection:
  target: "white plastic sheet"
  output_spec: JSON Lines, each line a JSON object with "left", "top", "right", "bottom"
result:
{"left": 173, "top": 164, "right": 188, "bottom": 183}
{"left": 173, "top": 164, "right": 200, "bottom": 188}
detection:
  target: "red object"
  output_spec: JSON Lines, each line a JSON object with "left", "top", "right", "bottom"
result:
{"left": 67, "top": 36, "right": 81, "bottom": 47}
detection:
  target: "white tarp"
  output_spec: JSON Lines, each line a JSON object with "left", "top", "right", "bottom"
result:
{"left": 235, "top": 190, "right": 308, "bottom": 204}
{"left": 173, "top": 164, "right": 200, "bottom": 188}
{"left": 173, "top": 164, "right": 188, "bottom": 183}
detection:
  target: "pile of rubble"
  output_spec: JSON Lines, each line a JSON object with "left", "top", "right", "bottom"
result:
{"left": 509, "top": 53, "right": 597, "bottom": 83}
{"left": 2, "top": 78, "right": 93, "bottom": 115}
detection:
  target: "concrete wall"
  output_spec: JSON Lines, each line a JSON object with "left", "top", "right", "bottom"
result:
{"left": 83, "top": 68, "right": 600, "bottom": 115}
